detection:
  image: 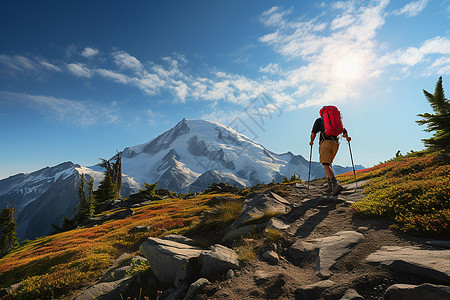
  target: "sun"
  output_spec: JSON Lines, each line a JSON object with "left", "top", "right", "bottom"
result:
{"left": 334, "top": 55, "right": 363, "bottom": 82}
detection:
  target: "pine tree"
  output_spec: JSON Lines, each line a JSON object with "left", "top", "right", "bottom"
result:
{"left": 0, "top": 203, "right": 19, "bottom": 257}
{"left": 86, "top": 179, "right": 95, "bottom": 216}
{"left": 416, "top": 76, "right": 450, "bottom": 152}
{"left": 94, "top": 172, "right": 119, "bottom": 203}
{"left": 79, "top": 177, "right": 95, "bottom": 220}
{"left": 97, "top": 152, "right": 122, "bottom": 197}
{"left": 139, "top": 182, "right": 158, "bottom": 196}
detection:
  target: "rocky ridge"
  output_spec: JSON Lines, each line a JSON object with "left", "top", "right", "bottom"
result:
{"left": 72, "top": 179, "right": 450, "bottom": 300}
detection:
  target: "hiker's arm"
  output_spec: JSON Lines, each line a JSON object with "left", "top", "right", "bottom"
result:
{"left": 342, "top": 129, "right": 351, "bottom": 142}
{"left": 310, "top": 132, "right": 316, "bottom": 145}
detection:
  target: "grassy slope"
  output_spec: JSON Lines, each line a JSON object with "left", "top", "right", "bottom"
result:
{"left": 0, "top": 193, "right": 241, "bottom": 299}
{"left": 337, "top": 151, "right": 450, "bottom": 237}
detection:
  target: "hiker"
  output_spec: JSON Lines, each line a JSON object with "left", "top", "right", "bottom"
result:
{"left": 309, "top": 106, "right": 351, "bottom": 196}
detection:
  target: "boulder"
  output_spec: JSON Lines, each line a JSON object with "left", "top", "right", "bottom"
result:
{"left": 262, "top": 250, "right": 279, "bottom": 265}
{"left": 163, "top": 234, "right": 199, "bottom": 246}
{"left": 139, "top": 237, "right": 203, "bottom": 287}
{"left": 254, "top": 270, "right": 273, "bottom": 285}
{"left": 231, "top": 192, "right": 290, "bottom": 230}
{"left": 290, "top": 231, "right": 365, "bottom": 279}
{"left": 226, "top": 269, "right": 235, "bottom": 279}
{"left": 385, "top": 283, "right": 450, "bottom": 300}
{"left": 199, "top": 244, "right": 240, "bottom": 280}
{"left": 129, "top": 225, "right": 150, "bottom": 233}
{"left": 183, "top": 278, "right": 210, "bottom": 300}
{"left": 74, "top": 276, "right": 133, "bottom": 300}
{"left": 295, "top": 280, "right": 335, "bottom": 299}
{"left": 366, "top": 246, "right": 450, "bottom": 285}
{"left": 340, "top": 288, "right": 364, "bottom": 300}
{"left": 426, "top": 240, "right": 450, "bottom": 249}
{"left": 222, "top": 222, "right": 267, "bottom": 242}
{"left": 266, "top": 217, "right": 290, "bottom": 230}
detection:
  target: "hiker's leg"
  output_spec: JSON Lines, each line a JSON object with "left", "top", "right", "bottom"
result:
{"left": 322, "top": 163, "right": 335, "bottom": 178}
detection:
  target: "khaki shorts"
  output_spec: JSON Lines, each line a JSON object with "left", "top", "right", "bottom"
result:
{"left": 319, "top": 140, "right": 339, "bottom": 164}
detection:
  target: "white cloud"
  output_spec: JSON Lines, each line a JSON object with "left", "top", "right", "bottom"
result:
{"left": 81, "top": 47, "right": 99, "bottom": 58}
{"left": 257, "top": 2, "right": 388, "bottom": 108}
{"left": 393, "top": 0, "right": 430, "bottom": 17}
{"left": 259, "top": 63, "right": 280, "bottom": 74}
{"left": 95, "top": 69, "right": 129, "bottom": 84}
{"left": 0, "top": 91, "right": 120, "bottom": 126}
{"left": 260, "top": 6, "right": 293, "bottom": 28}
{"left": 381, "top": 37, "right": 450, "bottom": 72}
{"left": 331, "top": 14, "right": 355, "bottom": 30}
{"left": 113, "top": 51, "right": 143, "bottom": 72}
{"left": 0, "top": 54, "right": 62, "bottom": 77}
{"left": 40, "top": 61, "right": 62, "bottom": 72}
{"left": 67, "top": 63, "right": 93, "bottom": 78}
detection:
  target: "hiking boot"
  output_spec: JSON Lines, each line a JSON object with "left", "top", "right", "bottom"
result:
{"left": 331, "top": 177, "right": 343, "bottom": 196}
{"left": 325, "top": 178, "right": 332, "bottom": 193}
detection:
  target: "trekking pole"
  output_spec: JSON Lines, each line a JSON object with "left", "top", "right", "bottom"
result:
{"left": 348, "top": 140, "right": 357, "bottom": 192}
{"left": 307, "top": 144, "right": 312, "bottom": 195}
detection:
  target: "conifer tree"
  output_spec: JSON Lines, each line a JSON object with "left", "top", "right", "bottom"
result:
{"left": 79, "top": 178, "right": 95, "bottom": 220}
{"left": 139, "top": 182, "right": 158, "bottom": 196}
{"left": 94, "top": 172, "right": 119, "bottom": 203}
{"left": 416, "top": 76, "right": 450, "bottom": 152}
{"left": 97, "top": 152, "right": 122, "bottom": 196}
{"left": 0, "top": 203, "right": 19, "bottom": 257}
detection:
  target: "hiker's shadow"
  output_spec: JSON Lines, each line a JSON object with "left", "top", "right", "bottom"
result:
{"left": 284, "top": 196, "right": 340, "bottom": 238}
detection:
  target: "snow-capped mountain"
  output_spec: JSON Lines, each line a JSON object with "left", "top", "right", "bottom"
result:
{"left": 0, "top": 118, "right": 361, "bottom": 241}
{"left": 0, "top": 162, "right": 139, "bottom": 241}
{"left": 117, "top": 118, "right": 358, "bottom": 192}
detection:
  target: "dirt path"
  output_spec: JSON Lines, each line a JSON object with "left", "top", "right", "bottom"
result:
{"left": 199, "top": 179, "right": 428, "bottom": 300}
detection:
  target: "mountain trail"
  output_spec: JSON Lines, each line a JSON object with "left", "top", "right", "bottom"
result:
{"left": 197, "top": 179, "right": 442, "bottom": 300}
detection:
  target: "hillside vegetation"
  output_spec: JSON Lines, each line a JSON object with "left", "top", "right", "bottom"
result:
{"left": 338, "top": 151, "right": 449, "bottom": 237}
{"left": 0, "top": 193, "right": 242, "bottom": 299}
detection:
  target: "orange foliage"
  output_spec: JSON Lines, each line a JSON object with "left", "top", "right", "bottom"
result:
{"left": 0, "top": 193, "right": 239, "bottom": 299}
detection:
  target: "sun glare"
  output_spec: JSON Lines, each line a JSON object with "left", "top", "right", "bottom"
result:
{"left": 334, "top": 55, "right": 363, "bottom": 82}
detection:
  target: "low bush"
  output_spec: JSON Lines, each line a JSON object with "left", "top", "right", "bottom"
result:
{"left": 338, "top": 152, "right": 450, "bottom": 237}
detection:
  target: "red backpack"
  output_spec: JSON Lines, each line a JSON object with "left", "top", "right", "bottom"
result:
{"left": 319, "top": 106, "right": 344, "bottom": 136}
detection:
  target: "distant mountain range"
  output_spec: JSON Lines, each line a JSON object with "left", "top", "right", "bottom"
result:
{"left": 0, "top": 119, "right": 363, "bottom": 241}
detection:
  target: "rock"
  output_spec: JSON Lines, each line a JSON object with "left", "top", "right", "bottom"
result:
{"left": 366, "top": 246, "right": 450, "bottom": 285}
{"left": 101, "top": 266, "right": 132, "bottom": 282}
{"left": 163, "top": 234, "right": 199, "bottom": 246}
{"left": 231, "top": 192, "right": 290, "bottom": 230}
{"left": 131, "top": 255, "right": 147, "bottom": 263}
{"left": 262, "top": 250, "right": 279, "bottom": 265}
{"left": 222, "top": 222, "right": 267, "bottom": 242}
{"left": 357, "top": 227, "right": 369, "bottom": 233}
{"left": 290, "top": 231, "right": 365, "bottom": 279}
{"left": 183, "top": 278, "right": 210, "bottom": 300}
{"left": 295, "top": 280, "right": 335, "bottom": 299}
{"left": 315, "top": 231, "right": 365, "bottom": 279}
{"left": 139, "top": 237, "right": 203, "bottom": 287}
{"left": 226, "top": 269, "right": 235, "bottom": 280}
{"left": 74, "top": 276, "right": 134, "bottom": 300}
{"left": 115, "top": 252, "right": 131, "bottom": 263}
{"left": 164, "top": 283, "right": 189, "bottom": 300}
{"left": 254, "top": 270, "right": 272, "bottom": 285}
{"left": 426, "top": 240, "right": 450, "bottom": 249}
{"left": 289, "top": 239, "right": 318, "bottom": 264}
{"left": 340, "top": 288, "right": 364, "bottom": 300}
{"left": 129, "top": 225, "right": 150, "bottom": 233}
{"left": 385, "top": 283, "right": 450, "bottom": 300}
{"left": 199, "top": 244, "right": 240, "bottom": 280}
{"left": 266, "top": 217, "right": 290, "bottom": 230}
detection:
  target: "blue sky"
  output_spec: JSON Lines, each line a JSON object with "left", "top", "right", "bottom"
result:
{"left": 1, "top": 0, "right": 449, "bottom": 179}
